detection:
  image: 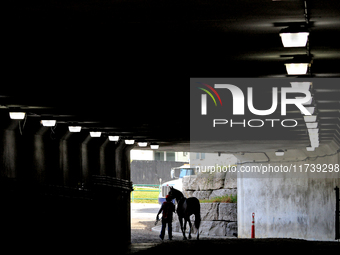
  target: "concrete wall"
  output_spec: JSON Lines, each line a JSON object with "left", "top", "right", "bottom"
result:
{"left": 237, "top": 143, "right": 340, "bottom": 241}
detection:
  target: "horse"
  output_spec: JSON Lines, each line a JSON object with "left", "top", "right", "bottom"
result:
{"left": 168, "top": 186, "right": 201, "bottom": 240}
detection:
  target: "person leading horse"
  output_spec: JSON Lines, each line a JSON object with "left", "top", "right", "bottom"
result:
{"left": 168, "top": 186, "right": 201, "bottom": 240}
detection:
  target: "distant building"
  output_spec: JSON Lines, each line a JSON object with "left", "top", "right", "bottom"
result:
{"left": 130, "top": 150, "right": 189, "bottom": 162}
{"left": 131, "top": 150, "right": 237, "bottom": 167}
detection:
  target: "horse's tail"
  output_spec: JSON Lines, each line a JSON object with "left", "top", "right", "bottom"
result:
{"left": 194, "top": 202, "right": 201, "bottom": 229}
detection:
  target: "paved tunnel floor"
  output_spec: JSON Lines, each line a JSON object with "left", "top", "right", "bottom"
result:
{"left": 131, "top": 203, "right": 162, "bottom": 243}
{"left": 126, "top": 238, "right": 339, "bottom": 255}
{"left": 128, "top": 204, "right": 339, "bottom": 254}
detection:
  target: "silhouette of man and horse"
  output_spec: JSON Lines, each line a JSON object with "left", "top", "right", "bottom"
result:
{"left": 168, "top": 186, "right": 201, "bottom": 240}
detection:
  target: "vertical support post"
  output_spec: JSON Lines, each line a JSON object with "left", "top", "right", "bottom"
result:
{"left": 131, "top": 185, "right": 134, "bottom": 202}
{"left": 33, "top": 127, "right": 49, "bottom": 184}
{"left": 81, "top": 135, "right": 92, "bottom": 187}
{"left": 99, "top": 139, "right": 109, "bottom": 176}
{"left": 335, "top": 186, "right": 339, "bottom": 240}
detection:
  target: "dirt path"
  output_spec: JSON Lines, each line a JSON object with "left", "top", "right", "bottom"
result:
{"left": 131, "top": 203, "right": 162, "bottom": 243}
{"left": 131, "top": 219, "right": 162, "bottom": 243}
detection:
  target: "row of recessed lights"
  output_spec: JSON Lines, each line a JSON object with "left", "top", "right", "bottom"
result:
{"left": 279, "top": 26, "right": 311, "bottom": 75}
{"left": 291, "top": 82, "right": 319, "bottom": 151}
{"left": 275, "top": 82, "right": 319, "bottom": 156}
{"left": 8, "top": 112, "right": 160, "bottom": 149}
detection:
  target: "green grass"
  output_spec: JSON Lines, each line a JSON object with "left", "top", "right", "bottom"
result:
{"left": 199, "top": 194, "right": 237, "bottom": 203}
{"left": 131, "top": 187, "right": 159, "bottom": 204}
{"left": 131, "top": 187, "right": 237, "bottom": 204}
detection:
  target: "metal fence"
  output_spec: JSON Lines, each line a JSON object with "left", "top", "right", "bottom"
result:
{"left": 131, "top": 184, "right": 160, "bottom": 202}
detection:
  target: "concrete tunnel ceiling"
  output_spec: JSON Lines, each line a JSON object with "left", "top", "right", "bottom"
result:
{"left": 2, "top": 0, "right": 340, "bottom": 154}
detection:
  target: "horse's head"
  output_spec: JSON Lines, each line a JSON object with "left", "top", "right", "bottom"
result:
{"left": 168, "top": 186, "right": 184, "bottom": 202}
{"left": 168, "top": 186, "right": 175, "bottom": 197}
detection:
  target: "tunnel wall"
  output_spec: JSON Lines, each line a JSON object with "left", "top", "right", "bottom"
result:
{"left": 237, "top": 143, "right": 340, "bottom": 241}
{"left": 0, "top": 119, "right": 133, "bottom": 252}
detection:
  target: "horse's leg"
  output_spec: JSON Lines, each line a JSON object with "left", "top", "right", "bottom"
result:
{"left": 195, "top": 214, "right": 200, "bottom": 240}
{"left": 179, "top": 216, "right": 187, "bottom": 240}
{"left": 187, "top": 217, "right": 192, "bottom": 239}
{"left": 182, "top": 218, "right": 188, "bottom": 240}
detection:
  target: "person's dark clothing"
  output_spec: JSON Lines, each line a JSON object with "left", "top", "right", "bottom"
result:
{"left": 157, "top": 201, "right": 175, "bottom": 240}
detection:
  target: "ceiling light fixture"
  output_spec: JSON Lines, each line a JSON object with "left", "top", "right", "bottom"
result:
{"left": 303, "top": 115, "right": 317, "bottom": 122}
{"left": 90, "top": 131, "right": 101, "bottom": 137}
{"left": 309, "top": 133, "right": 318, "bottom": 139}
{"left": 275, "top": 150, "right": 285, "bottom": 156}
{"left": 308, "top": 128, "right": 319, "bottom": 134}
{"left": 296, "top": 96, "right": 313, "bottom": 105}
{"left": 108, "top": 136, "right": 119, "bottom": 141}
{"left": 69, "top": 126, "right": 81, "bottom": 132}
{"left": 285, "top": 56, "right": 310, "bottom": 75}
{"left": 138, "top": 142, "right": 148, "bottom": 147}
{"left": 309, "top": 137, "right": 319, "bottom": 143}
{"left": 285, "top": 63, "right": 309, "bottom": 75}
{"left": 41, "top": 120, "right": 56, "bottom": 127}
{"left": 305, "top": 107, "right": 315, "bottom": 114}
{"left": 306, "top": 122, "right": 318, "bottom": 128}
{"left": 299, "top": 107, "right": 315, "bottom": 115}
{"left": 150, "top": 143, "right": 159, "bottom": 150}
{"left": 125, "top": 139, "right": 135, "bottom": 145}
{"left": 9, "top": 112, "right": 26, "bottom": 120}
{"left": 311, "top": 141, "right": 319, "bottom": 147}
{"left": 290, "top": 82, "right": 311, "bottom": 91}
{"left": 279, "top": 26, "right": 309, "bottom": 47}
